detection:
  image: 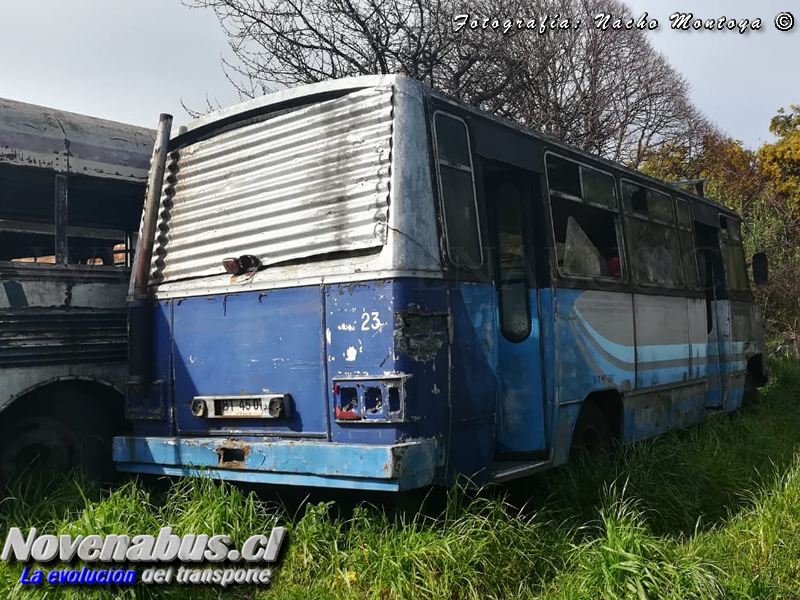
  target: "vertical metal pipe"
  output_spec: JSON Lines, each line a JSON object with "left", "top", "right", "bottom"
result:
{"left": 54, "top": 174, "right": 69, "bottom": 264}
{"left": 132, "top": 113, "right": 173, "bottom": 299}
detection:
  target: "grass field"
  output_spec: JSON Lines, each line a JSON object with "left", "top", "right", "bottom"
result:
{"left": 1, "top": 357, "right": 799, "bottom": 599}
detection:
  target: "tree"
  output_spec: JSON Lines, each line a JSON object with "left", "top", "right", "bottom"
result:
{"left": 185, "top": 0, "right": 705, "bottom": 165}
{"left": 759, "top": 105, "right": 800, "bottom": 219}
{"left": 641, "top": 112, "right": 800, "bottom": 348}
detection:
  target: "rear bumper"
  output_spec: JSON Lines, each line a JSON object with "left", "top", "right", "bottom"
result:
{"left": 113, "top": 436, "right": 440, "bottom": 491}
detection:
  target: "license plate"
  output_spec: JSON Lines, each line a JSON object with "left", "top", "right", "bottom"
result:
{"left": 215, "top": 397, "right": 263, "bottom": 417}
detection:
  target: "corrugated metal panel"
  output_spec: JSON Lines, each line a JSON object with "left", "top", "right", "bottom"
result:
{"left": 0, "top": 97, "right": 155, "bottom": 181}
{"left": 150, "top": 86, "right": 394, "bottom": 283}
{"left": 0, "top": 309, "right": 127, "bottom": 367}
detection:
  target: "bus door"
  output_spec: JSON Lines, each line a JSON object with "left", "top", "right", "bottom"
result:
{"left": 482, "top": 162, "right": 547, "bottom": 455}
{"left": 694, "top": 221, "right": 729, "bottom": 409}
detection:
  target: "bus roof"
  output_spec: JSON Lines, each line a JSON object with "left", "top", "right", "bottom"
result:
{"left": 180, "top": 74, "right": 737, "bottom": 220}
{"left": 422, "top": 84, "right": 738, "bottom": 220}
{"left": 0, "top": 97, "right": 155, "bottom": 182}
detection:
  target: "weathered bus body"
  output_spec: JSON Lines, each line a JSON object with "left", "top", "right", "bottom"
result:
{"left": 0, "top": 97, "right": 154, "bottom": 478}
{"left": 115, "top": 75, "right": 768, "bottom": 490}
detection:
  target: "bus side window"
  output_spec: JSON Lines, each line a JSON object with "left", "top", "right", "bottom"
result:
{"left": 546, "top": 155, "right": 622, "bottom": 280}
{"left": 433, "top": 113, "right": 483, "bottom": 268}
{"left": 0, "top": 232, "right": 56, "bottom": 263}
{"left": 676, "top": 199, "right": 700, "bottom": 289}
{"left": 719, "top": 215, "right": 750, "bottom": 292}
{"left": 622, "top": 183, "right": 684, "bottom": 288}
{"left": 498, "top": 180, "right": 532, "bottom": 338}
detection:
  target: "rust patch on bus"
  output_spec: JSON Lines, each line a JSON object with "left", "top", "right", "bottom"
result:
{"left": 393, "top": 310, "right": 447, "bottom": 363}
{"left": 216, "top": 441, "right": 251, "bottom": 468}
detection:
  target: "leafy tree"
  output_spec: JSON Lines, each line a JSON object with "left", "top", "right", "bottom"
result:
{"left": 759, "top": 105, "right": 800, "bottom": 219}
{"left": 642, "top": 111, "right": 800, "bottom": 349}
{"left": 185, "top": 0, "right": 706, "bottom": 165}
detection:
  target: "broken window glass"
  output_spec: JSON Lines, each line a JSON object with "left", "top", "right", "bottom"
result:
{"left": 622, "top": 182, "right": 685, "bottom": 288}
{"left": 547, "top": 154, "right": 622, "bottom": 280}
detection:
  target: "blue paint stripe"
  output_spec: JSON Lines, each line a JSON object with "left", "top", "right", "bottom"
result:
{"left": 112, "top": 436, "right": 439, "bottom": 489}
{"left": 117, "top": 463, "right": 407, "bottom": 491}
{"left": 638, "top": 343, "right": 694, "bottom": 363}
{"left": 636, "top": 365, "right": 693, "bottom": 385}
{"left": 708, "top": 341, "right": 748, "bottom": 355}
{"left": 708, "top": 362, "right": 746, "bottom": 375}
{"left": 574, "top": 307, "right": 635, "bottom": 364}
{"left": 571, "top": 318, "right": 633, "bottom": 376}
{"left": 574, "top": 306, "right": 706, "bottom": 365}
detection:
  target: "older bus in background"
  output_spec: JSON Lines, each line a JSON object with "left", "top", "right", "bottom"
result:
{"left": 115, "top": 75, "right": 769, "bottom": 491}
{"left": 0, "top": 98, "right": 154, "bottom": 480}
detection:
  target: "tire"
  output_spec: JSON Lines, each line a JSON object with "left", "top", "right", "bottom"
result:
{"left": 570, "top": 402, "right": 612, "bottom": 460}
{"left": 0, "top": 390, "right": 115, "bottom": 484}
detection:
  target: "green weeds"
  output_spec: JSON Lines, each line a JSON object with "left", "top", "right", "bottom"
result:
{"left": 1, "top": 357, "right": 799, "bottom": 599}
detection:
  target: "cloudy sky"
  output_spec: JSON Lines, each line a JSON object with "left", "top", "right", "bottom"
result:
{"left": 0, "top": 0, "right": 796, "bottom": 149}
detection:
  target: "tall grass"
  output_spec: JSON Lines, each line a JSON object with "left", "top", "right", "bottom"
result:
{"left": 1, "top": 356, "right": 799, "bottom": 599}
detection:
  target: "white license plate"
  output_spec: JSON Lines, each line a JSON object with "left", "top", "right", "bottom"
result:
{"left": 215, "top": 398, "right": 263, "bottom": 417}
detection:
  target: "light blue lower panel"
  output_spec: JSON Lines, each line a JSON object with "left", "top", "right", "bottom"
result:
{"left": 113, "top": 436, "right": 440, "bottom": 492}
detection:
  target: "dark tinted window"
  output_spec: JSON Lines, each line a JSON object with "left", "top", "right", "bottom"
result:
{"left": 622, "top": 182, "right": 684, "bottom": 288}
{"left": 495, "top": 182, "right": 529, "bottom": 340}
{"left": 676, "top": 200, "right": 692, "bottom": 228}
{"left": 582, "top": 168, "right": 617, "bottom": 209}
{"left": 626, "top": 219, "right": 684, "bottom": 287}
{"left": 546, "top": 155, "right": 582, "bottom": 198}
{"left": 434, "top": 113, "right": 482, "bottom": 267}
{"left": 721, "top": 235, "right": 749, "bottom": 291}
{"left": 434, "top": 114, "right": 472, "bottom": 166}
{"left": 675, "top": 200, "right": 699, "bottom": 289}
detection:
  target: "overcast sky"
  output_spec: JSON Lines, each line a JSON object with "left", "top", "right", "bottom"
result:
{"left": 0, "top": 0, "right": 796, "bottom": 149}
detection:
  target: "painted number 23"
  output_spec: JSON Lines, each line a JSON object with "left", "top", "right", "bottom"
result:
{"left": 361, "top": 311, "right": 381, "bottom": 331}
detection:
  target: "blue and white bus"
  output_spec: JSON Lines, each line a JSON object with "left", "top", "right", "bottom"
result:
{"left": 114, "top": 75, "right": 769, "bottom": 491}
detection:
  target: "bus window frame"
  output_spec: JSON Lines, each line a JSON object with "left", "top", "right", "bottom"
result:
{"left": 431, "top": 110, "right": 485, "bottom": 271}
{"left": 480, "top": 161, "right": 535, "bottom": 343}
{"left": 620, "top": 178, "right": 689, "bottom": 292}
{"left": 0, "top": 220, "right": 130, "bottom": 268}
{"left": 544, "top": 150, "right": 628, "bottom": 287}
{"left": 675, "top": 198, "right": 701, "bottom": 291}
{"left": 718, "top": 213, "right": 753, "bottom": 301}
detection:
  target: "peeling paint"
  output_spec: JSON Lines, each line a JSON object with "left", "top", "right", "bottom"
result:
{"left": 393, "top": 310, "right": 447, "bottom": 363}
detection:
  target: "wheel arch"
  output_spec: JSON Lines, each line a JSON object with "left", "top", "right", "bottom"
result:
{"left": 575, "top": 389, "right": 624, "bottom": 444}
{"left": 746, "top": 353, "right": 769, "bottom": 388}
{"left": 0, "top": 376, "right": 126, "bottom": 428}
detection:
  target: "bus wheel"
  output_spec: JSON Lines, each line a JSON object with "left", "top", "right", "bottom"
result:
{"left": 570, "top": 403, "right": 612, "bottom": 459}
{"left": 0, "top": 392, "right": 114, "bottom": 484}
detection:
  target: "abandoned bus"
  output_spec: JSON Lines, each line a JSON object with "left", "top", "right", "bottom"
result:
{"left": 114, "top": 75, "right": 769, "bottom": 490}
{"left": 0, "top": 97, "right": 154, "bottom": 480}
